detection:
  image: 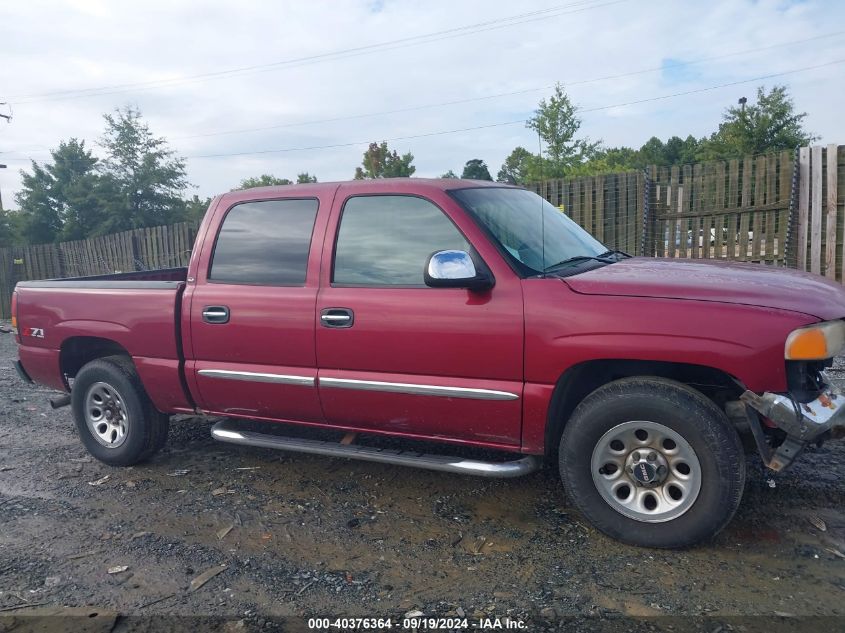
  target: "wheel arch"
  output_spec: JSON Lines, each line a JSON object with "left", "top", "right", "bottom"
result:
{"left": 59, "top": 336, "right": 133, "bottom": 388}
{"left": 544, "top": 359, "right": 743, "bottom": 457}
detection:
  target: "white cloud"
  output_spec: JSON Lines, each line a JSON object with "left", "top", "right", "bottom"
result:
{"left": 1, "top": 0, "right": 844, "bottom": 205}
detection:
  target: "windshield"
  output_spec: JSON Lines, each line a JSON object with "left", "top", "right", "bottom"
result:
{"left": 452, "top": 187, "right": 607, "bottom": 275}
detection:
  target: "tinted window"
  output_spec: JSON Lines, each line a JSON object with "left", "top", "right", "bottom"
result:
{"left": 333, "top": 195, "right": 469, "bottom": 286}
{"left": 209, "top": 198, "right": 318, "bottom": 285}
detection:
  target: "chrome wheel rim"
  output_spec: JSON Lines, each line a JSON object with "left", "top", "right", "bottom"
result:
{"left": 591, "top": 421, "right": 701, "bottom": 523}
{"left": 84, "top": 382, "right": 129, "bottom": 448}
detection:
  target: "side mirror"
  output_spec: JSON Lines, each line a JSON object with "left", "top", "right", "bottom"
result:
{"left": 424, "top": 250, "right": 494, "bottom": 291}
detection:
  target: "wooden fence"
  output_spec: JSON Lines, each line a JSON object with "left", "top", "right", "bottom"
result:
{"left": 648, "top": 150, "right": 795, "bottom": 266}
{"left": 0, "top": 222, "right": 197, "bottom": 318}
{"left": 530, "top": 146, "right": 844, "bottom": 280}
{"left": 796, "top": 144, "right": 843, "bottom": 280}
{"left": 527, "top": 172, "right": 645, "bottom": 255}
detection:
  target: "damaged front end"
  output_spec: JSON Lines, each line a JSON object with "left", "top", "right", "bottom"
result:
{"left": 741, "top": 374, "right": 845, "bottom": 470}
{"left": 737, "top": 320, "right": 845, "bottom": 471}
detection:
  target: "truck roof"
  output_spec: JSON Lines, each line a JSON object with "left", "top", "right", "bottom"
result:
{"left": 218, "top": 177, "right": 518, "bottom": 205}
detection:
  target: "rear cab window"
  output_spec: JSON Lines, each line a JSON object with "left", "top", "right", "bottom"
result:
{"left": 209, "top": 198, "right": 319, "bottom": 285}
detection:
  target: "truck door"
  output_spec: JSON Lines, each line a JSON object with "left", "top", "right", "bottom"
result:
{"left": 315, "top": 188, "right": 524, "bottom": 447}
{"left": 185, "top": 195, "right": 327, "bottom": 422}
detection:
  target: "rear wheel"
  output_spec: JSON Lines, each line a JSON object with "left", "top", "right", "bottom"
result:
{"left": 559, "top": 377, "right": 745, "bottom": 548}
{"left": 71, "top": 356, "right": 169, "bottom": 466}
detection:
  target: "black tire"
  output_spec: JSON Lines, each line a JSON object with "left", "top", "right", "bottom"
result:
{"left": 559, "top": 376, "right": 745, "bottom": 548}
{"left": 71, "top": 355, "right": 170, "bottom": 466}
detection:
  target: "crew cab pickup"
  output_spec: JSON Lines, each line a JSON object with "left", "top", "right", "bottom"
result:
{"left": 13, "top": 179, "right": 845, "bottom": 548}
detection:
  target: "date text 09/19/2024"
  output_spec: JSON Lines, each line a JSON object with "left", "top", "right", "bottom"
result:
{"left": 307, "top": 617, "right": 527, "bottom": 629}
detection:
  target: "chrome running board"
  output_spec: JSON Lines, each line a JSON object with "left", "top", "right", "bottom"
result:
{"left": 210, "top": 419, "right": 540, "bottom": 479}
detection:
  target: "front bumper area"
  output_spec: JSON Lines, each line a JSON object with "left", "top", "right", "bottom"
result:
{"left": 740, "top": 373, "right": 845, "bottom": 471}
{"left": 741, "top": 376, "right": 845, "bottom": 442}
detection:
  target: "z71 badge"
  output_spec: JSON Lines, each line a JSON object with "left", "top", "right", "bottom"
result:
{"left": 23, "top": 327, "right": 45, "bottom": 338}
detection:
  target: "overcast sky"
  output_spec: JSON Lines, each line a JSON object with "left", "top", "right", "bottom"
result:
{"left": 1, "top": 0, "right": 844, "bottom": 206}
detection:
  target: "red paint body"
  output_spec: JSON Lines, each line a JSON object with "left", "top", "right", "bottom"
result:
{"left": 14, "top": 180, "right": 845, "bottom": 455}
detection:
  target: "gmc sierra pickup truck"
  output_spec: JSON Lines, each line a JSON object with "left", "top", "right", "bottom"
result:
{"left": 12, "top": 178, "right": 845, "bottom": 548}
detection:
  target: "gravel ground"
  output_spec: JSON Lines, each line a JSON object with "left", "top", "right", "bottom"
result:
{"left": 1, "top": 325, "right": 844, "bottom": 630}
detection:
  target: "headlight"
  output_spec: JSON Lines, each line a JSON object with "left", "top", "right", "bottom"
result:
{"left": 785, "top": 320, "right": 845, "bottom": 360}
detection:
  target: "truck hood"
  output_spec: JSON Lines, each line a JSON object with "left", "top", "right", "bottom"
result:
{"left": 562, "top": 258, "right": 845, "bottom": 321}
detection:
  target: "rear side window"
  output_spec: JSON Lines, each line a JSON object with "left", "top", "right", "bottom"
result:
{"left": 209, "top": 198, "right": 318, "bottom": 285}
{"left": 333, "top": 195, "right": 469, "bottom": 286}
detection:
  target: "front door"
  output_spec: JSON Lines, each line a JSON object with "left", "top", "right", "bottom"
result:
{"left": 187, "top": 196, "right": 325, "bottom": 422}
{"left": 316, "top": 190, "right": 524, "bottom": 448}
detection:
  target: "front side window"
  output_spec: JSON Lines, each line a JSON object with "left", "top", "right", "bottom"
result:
{"left": 333, "top": 195, "right": 469, "bottom": 286}
{"left": 209, "top": 198, "right": 318, "bottom": 285}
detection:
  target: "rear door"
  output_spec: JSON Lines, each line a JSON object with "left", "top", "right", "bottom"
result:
{"left": 186, "top": 194, "right": 327, "bottom": 422}
{"left": 315, "top": 189, "right": 524, "bottom": 447}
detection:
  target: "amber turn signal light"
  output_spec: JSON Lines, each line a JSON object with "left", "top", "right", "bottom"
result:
{"left": 785, "top": 321, "right": 845, "bottom": 360}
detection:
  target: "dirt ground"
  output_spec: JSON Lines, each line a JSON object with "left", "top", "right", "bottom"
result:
{"left": 1, "top": 324, "right": 844, "bottom": 630}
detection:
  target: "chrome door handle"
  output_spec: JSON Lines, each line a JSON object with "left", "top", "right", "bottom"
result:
{"left": 202, "top": 306, "right": 230, "bottom": 324}
{"left": 320, "top": 308, "right": 354, "bottom": 328}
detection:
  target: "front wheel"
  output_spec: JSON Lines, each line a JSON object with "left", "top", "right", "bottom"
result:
{"left": 559, "top": 377, "right": 745, "bottom": 548}
{"left": 71, "top": 356, "right": 169, "bottom": 466}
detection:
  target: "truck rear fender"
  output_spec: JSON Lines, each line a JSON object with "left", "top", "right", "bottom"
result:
{"left": 60, "top": 336, "right": 131, "bottom": 384}
{"left": 58, "top": 335, "right": 192, "bottom": 413}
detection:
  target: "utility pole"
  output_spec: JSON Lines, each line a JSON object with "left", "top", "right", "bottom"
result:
{"left": 738, "top": 96, "right": 747, "bottom": 113}
{"left": 0, "top": 101, "right": 11, "bottom": 210}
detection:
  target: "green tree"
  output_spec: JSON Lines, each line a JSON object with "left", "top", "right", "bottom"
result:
{"left": 296, "top": 172, "right": 318, "bottom": 184}
{"left": 439, "top": 169, "right": 458, "bottom": 179}
{"left": 16, "top": 161, "right": 63, "bottom": 243}
{"left": 590, "top": 146, "right": 640, "bottom": 171}
{"left": 235, "top": 174, "right": 293, "bottom": 190}
{"left": 567, "top": 146, "right": 639, "bottom": 177}
{"left": 575, "top": 135, "right": 702, "bottom": 176}
{"left": 497, "top": 147, "right": 537, "bottom": 184}
{"left": 14, "top": 139, "right": 105, "bottom": 243}
{"left": 184, "top": 194, "right": 212, "bottom": 224}
{"left": 698, "top": 85, "right": 816, "bottom": 160}
{"left": 0, "top": 210, "right": 11, "bottom": 247}
{"left": 354, "top": 141, "right": 415, "bottom": 179}
{"left": 526, "top": 83, "right": 600, "bottom": 177}
{"left": 461, "top": 159, "right": 492, "bottom": 181}
{"left": 53, "top": 140, "right": 108, "bottom": 240}
{"left": 0, "top": 208, "right": 24, "bottom": 247}
{"left": 635, "top": 135, "right": 700, "bottom": 167}
{"left": 99, "top": 106, "right": 188, "bottom": 233}
{"left": 637, "top": 137, "right": 668, "bottom": 166}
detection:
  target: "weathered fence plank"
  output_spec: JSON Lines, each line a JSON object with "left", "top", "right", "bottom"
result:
{"left": 778, "top": 150, "right": 791, "bottom": 263}
{"left": 826, "top": 144, "right": 839, "bottom": 279}
{"left": 594, "top": 176, "right": 604, "bottom": 242}
{"left": 765, "top": 154, "right": 777, "bottom": 261}
{"left": 810, "top": 145, "right": 823, "bottom": 275}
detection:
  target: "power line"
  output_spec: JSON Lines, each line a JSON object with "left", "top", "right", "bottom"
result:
{"left": 183, "top": 58, "right": 845, "bottom": 159}
{"left": 169, "top": 30, "right": 844, "bottom": 141}
{"left": 576, "top": 59, "right": 844, "bottom": 113}
{"left": 7, "top": 0, "right": 623, "bottom": 104}
{"left": 7, "top": 29, "right": 841, "bottom": 155}
{"left": 3, "top": 58, "right": 841, "bottom": 166}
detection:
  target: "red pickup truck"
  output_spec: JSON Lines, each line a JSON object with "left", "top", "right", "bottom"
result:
{"left": 12, "top": 179, "right": 845, "bottom": 548}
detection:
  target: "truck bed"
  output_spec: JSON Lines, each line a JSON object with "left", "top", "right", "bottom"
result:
{"left": 14, "top": 267, "right": 190, "bottom": 412}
